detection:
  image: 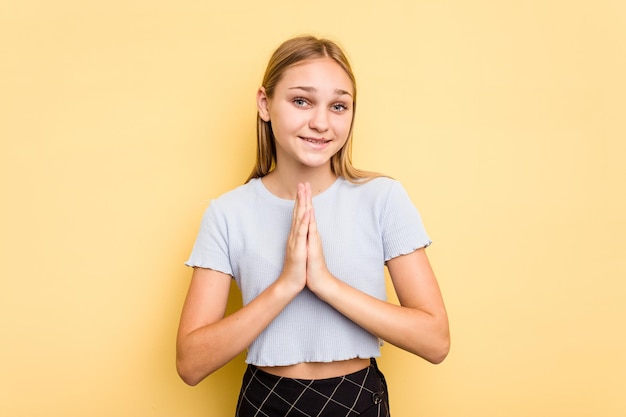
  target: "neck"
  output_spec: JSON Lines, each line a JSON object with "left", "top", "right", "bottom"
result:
{"left": 262, "top": 165, "right": 337, "bottom": 200}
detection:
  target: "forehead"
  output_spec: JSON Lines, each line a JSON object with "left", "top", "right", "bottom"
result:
{"left": 278, "top": 58, "right": 354, "bottom": 95}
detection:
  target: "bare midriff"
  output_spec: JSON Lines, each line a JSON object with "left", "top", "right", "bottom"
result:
{"left": 257, "top": 357, "right": 371, "bottom": 379}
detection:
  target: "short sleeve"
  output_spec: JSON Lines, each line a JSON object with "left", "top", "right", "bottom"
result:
{"left": 381, "top": 181, "right": 431, "bottom": 261}
{"left": 185, "top": 201, "right": 233, "bottom": 276}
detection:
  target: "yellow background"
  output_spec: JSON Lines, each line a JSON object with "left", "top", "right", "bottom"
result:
{"left": 1, "top": 1, "right": 624, "bottom": 416}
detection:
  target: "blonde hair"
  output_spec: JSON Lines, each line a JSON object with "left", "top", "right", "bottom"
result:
{"left": 246, "top": 35, "right": 381, "bottom": 183}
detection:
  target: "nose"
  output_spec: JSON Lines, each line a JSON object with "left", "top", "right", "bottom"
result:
{"left": 309, "top": 108, "right": 329, "bottom": 132}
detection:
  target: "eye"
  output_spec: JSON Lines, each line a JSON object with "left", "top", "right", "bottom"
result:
{"left": 293, "top": 97, "right": 311, "bottom": 108}
{"left": 331, "top": 102, "right": 349, "bottom": 112}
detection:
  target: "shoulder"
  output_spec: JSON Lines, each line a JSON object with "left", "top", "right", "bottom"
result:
{"left": 210, "top": 179, "right": 261, "bottom": 209}
{"left": 336, "top": 176, "right": 406, "bottom": 201}
{"left": 337, "top": 175, "right": 396, "bottom": 190}
{"left": 197, "top": 180, "right": 263, "bottom": 226}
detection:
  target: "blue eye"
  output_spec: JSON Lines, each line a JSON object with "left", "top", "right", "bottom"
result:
{"left": 293, "top": 98, "right": 310, "bottom": 107}
{"left": 331, "top": 103, "right": 348, "bottom": 112}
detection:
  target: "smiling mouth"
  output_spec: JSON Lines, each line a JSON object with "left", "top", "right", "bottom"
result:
{"left": 301, "top": 137, "right": 330, "bottom": 144}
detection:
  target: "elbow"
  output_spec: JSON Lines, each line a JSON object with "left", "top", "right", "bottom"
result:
{"left": 417, "top": 316, "right": 450, "bottom": 364}
{"left": 405, "top": 330, "right": 450, "bottom": 364}
{"left": 176, "top": 338, "right": 215, "bottom": 386}
{"left": 426, "top": 336, "right": 450, "bottom": 364}
{"left": 176, "top": 337, "right": 226, "bottom": 386}
{"left": 429, "top": 310, "right": 451, "bottom": 364}
{"left": 177, "top": 359, "right": 201, "bottom": 386}
{"left": 179, "top": 373, "right": 201, "bottom": 387}
{"left": 401, "top": 313, "right": 451, "bottom": 364}
{"left": 176, "top": 355, "right": 211, "bottom": 387}
{"left": 426, "top": 327, "right": 451, "bottom": 364}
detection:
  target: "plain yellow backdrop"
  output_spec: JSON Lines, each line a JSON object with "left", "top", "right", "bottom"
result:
{"left": 1, "top": 1, "right": 624, "bottom": 416}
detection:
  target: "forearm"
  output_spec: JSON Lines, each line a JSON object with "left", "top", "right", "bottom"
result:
{"left": 176, "top": 279, "right": 299, "bottom": 385}
{"left": 315, "top": 277, "right": 450, "bottom": 364}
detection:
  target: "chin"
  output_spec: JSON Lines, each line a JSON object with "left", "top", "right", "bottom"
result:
{"left": 299, "top": 159, "right": 333, "bottom": 169}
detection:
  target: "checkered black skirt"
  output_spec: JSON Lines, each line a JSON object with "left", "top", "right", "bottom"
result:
{"left": 235, "top": 358, "right": 390, "bottom": 417}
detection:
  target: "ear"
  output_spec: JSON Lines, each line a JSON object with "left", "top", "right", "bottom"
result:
{"left": 257, "top": 87, "right": 271, "bottom": 122}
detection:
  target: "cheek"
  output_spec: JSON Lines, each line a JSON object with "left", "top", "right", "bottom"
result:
{"left": 269, "top": 114, "right": 301, "bottom": 141}
{"left": 335, "top": 117, "right": 353, "bottom": 138}
{"left": 271, "top": 106, "right": 305, "bottom": 130}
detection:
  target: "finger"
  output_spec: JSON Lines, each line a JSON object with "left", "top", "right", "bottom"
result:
{"left": 300, "top": 205, "right": 311, "bottom": 237}
{"left": 291, "top": 205, "right": 310, "bottom": 260}
{"left": 305, "top": 182, "right": 312, "bottom": 212}
{"left": 296, "top": 183, "right": 309, "bottom": 231}
{"left": 290, "top": 183, "right": 305, "bottom": 233}
{"left": 307, "top": 207, "right": 325, "bottom": 273}
{"left": 308, "top": 206, "right": 319, "bottom": 246}
{"left": 290, "top": 184, "right": 299, "bottom": 230}
{"left": 291, "top": 184, "right": 310, "bottom": 251}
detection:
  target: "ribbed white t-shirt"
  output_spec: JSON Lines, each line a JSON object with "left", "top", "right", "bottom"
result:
{"left": 186, "top": 176, "right": 431, "bottom": 366}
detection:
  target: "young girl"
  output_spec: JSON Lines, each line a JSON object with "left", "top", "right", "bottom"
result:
{"left": 177, "top": 35, "right": 450, "bottom": 417}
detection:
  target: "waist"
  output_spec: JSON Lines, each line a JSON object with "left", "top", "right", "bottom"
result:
{"left": 257, "top": 357, "right": 371, "bottom": 380}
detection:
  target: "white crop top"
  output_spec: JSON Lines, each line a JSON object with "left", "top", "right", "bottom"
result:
{"left": 186, "top": 176, "right": 431, "bottom": 366}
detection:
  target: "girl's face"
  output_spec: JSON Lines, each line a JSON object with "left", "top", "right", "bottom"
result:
{"left": 258, "top": 58, "right": 354, "bottom": 172}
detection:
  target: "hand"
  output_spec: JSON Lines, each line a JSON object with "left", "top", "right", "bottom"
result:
{"left": 303, "top": 183, "right": 334, "bottom": 296}
{"left": 278, "top": 183, "right": 310, "bottom": 293}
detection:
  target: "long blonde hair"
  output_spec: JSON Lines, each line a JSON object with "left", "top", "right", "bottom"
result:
{"left": 246, "top": 36, "right": 381, "bottom": 183}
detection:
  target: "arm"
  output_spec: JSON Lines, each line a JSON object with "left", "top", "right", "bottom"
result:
{"left": 306, "top": 193, "right": 449, "bottom": 363}
{"left": 176, "top": 183, "right": 312, "bottom": 385}
{"left": 176, "top": 267, "right": 301, "bottom": 386}
{"left": 315, "top": 252, "right": 450, "bottom": 363}
{"left": 309, "top": 249, "right": 449, "bottom": 364}
{"left": 386, "top": 249, "right": 450, "bottom": 363}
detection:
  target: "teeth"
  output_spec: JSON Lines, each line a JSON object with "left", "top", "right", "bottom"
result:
{"left": 304, "top": 138, "right": 326, "bottom": 144}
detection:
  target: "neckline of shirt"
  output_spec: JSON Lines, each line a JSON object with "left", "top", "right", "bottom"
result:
{"left": 253, "top": 177, "right": 343, "bottom": 205}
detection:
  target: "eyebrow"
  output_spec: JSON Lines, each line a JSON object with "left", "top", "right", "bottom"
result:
{"left": 288, "top": 86, "right": 353, "bottom": 97}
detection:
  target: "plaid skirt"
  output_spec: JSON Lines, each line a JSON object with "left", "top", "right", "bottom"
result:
{"left": 235, "top": 358, "right": 390, "bottom": 417}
